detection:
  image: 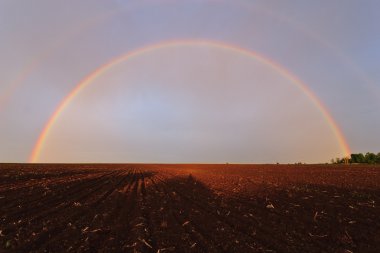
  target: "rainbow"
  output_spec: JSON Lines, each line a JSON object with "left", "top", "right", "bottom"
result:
{"left": 3, "top": 1, "right": 377, "bottom": 115}
{"left": 29, "top": 39, "right": 351, "bottom": 162}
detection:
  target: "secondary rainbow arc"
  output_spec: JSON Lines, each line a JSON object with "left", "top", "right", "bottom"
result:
{"left": 3, "top": 1, "right": 378, "bottom": 115}
{"left": 29, "top": 39, "right": 351, "bottom": 162}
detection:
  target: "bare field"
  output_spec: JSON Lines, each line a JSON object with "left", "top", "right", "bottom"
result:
{"left": 0, "top": 163, "right": 379, "bottom": 252}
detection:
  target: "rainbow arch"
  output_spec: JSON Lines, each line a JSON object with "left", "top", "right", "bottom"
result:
{"left": 29, "top": 39, "right": 351, "bottom": 162}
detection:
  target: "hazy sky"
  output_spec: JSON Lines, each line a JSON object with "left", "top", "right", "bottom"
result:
{"left": 0, "top": 0, "right": 379, "bottom": 163}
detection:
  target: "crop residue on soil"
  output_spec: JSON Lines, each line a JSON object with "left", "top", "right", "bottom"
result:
{"left": 0, "top": 163, "right": 379, "bottom": 252}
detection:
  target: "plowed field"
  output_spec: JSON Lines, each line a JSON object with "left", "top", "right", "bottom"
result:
{"left": 0, "top": 164, "right": 379, "bottom": 252}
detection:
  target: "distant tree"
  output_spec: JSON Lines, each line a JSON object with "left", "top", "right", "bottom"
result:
{"left": 334, "top": 152, "right": 380, "bottom": 164}
{"left": 350, "top": 153, "right": 365, "bottom": 163}
{"left": 332, "top": 157, "right": 345, "bottom": 164}
{"left": 365, "top": 152, "right": 377, "bottom": 164}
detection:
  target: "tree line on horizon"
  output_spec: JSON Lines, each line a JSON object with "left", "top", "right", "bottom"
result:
{"left": 331, "top": 152, "right": 380, "bottom": 164}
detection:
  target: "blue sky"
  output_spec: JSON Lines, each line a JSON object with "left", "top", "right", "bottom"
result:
{"left": 0, "top": 0, "right": 379, "bottom": 163}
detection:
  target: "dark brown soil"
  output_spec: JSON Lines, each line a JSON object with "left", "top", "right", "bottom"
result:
{"left": 0, "top": 163, "right": 379, "bottom": 252}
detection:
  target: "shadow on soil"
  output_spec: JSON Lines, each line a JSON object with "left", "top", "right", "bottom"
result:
{"left": 144, "top": 174, "right": 380, "bottom": 253}
{"left": 1, "top": 169, "right": 379, "bottom": 253}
